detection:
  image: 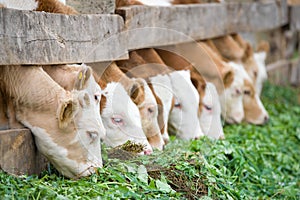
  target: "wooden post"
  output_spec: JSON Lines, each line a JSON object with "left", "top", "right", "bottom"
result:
{"left": 0, "top": 129, "right": 48, "bottom": 176}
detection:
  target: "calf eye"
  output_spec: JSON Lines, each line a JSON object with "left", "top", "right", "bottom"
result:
{"left": 87, "top": 131, "right": 98, "bottom": 142}
{"left": 244, "top": 90, "right": 251, "bottom": 95}
{"left": 94, "top": 94, "right": 101, "bottom": 102}
{"left": 254, "top": 71, "right": 258, "bottom": 78}
{"left": 174, "top": 102, "right": 181, "bottom": 109}
{"left": 204, "top": 104, "right": 212, "bottom": 111}
{"left": 112, "top": 117, "right": 124, "bottom": 126}
{"left": 148, "top": 107, "right": 154, "bottom": 113}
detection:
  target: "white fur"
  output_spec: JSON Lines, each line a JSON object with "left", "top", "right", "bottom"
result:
{"left": 149, "top": 74, "right": 174, "bottom": 143}
{"left": 254, "top": 52, "right": 268, "bottom": 96}
{"left": 220, "top": 62, "right": 245, "bottom": 124}
{"left": 168, "top": 70, "right": 204, "bottom": 139}
{"left": 199, "top": 82, "right": 224, "bottom": 139}
{"left": 0, "top": 0, "right": 38, "bottom": 10}
{"left": 137, "top": 0, "right": 172, "bottom": 6}
{"left": 101, "top": 82, "right": 152, "bottom": 154}
{"left": 59, "top": 0, "right": 66, "bottom": 4}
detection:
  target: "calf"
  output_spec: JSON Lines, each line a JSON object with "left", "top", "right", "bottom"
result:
{"left": 0, "top": 65, "right": 103, "bottom": 178}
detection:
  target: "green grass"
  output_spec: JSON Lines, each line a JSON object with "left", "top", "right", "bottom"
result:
{"left": 1, "top": 82, "right": 299, "bottom": 199}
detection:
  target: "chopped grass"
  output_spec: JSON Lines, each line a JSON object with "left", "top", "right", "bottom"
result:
{"left": 0, "top": 82, "right": 299, "bottom": 199}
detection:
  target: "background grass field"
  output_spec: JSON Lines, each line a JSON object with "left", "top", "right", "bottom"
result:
{"left": 0, "top": 82, "right": 299, "bottom": 199}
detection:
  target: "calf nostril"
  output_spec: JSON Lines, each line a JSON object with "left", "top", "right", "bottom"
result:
{"left": 219, "top": 135, "right": 225, "bottom": 140}
{"left": 144, "top": 149, "right": 153, "bottom": 155}
{"left": 264, "top": 116, "right": 269, "bottom": 124}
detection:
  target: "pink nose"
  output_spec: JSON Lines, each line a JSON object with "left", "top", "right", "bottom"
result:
{"left": 144, "top": 149, "right": 153, "bottom": 155}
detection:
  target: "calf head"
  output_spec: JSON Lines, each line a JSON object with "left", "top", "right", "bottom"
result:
{"left": 220, "top": 62, "right": 245, "bottom": 124}
{"left": 242, "top": 75, "right": 269, "bottom": 125}
{"left": 132, "top": 78, "right": 165, "bottom": 150}
{"left": 168, "top": 70, "right": 204, "bottom": 139}
{"left": 100, "top": 82, "right": 153, "bottom": 155}
{"left": 149, "top": 74, "right": 174, "bottom": 144}
{"left": 199, "top": 82, "right": 224, "bottom": 139}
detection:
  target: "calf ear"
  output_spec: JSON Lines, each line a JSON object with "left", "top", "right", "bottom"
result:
{"left": 129, "top": 81, "right": 145, "bottom": 105}
{"left": 74, "top": 67, "right": 92, "bottom": 90}
{"left": 256, "top": 40, "right": 270, "bottom": 54}
{"left": 58, "top": 99, "right": 78, "bottom": 129}
{"left": 242, "top": 43, "right": 254, "bottom": 62}
{"left": 221, "top": 67, "right": 234, "bottom": 88}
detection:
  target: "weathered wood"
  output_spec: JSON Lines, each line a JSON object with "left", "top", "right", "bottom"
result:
{"left": 117, "top": 0, "right": 288, "bottom": 50}
{"left": 0, "top": 129, "right": 48, "bottom": 176}
{"left": 289, "top": 5, "right": 300, "bottom": 31}
{"left": 0, "top": 7, "right": 127, "bottom": 65}
{"left": 66, "top": 0, "right": 115, "bottom": 14}
{"left": 267, "top": 60, "right": 291, "bottom": 85}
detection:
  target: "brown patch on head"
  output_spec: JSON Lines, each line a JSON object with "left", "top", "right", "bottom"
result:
{"left": 256, "top": 40, "right": 270, "bottom": 53}
{"left": 243, "top": 79, "right": 263, "bottom": 122}
{"left": 212, "top": 35, "right": 244, "bottom": 61}
{"left": 155, "top": 49, "right": 191, "bottom": 71}
{"left": 190, "top": 70, "right": 206, "bottom": 114}
{"left": 36, "top": 0, "right": 78, "bottom": 14}
{"left": 129, "top": 80, "right": 145, "bottom": 106}
{"left": 242, "top": 42, "right": 254, "bottom": 63}
{"left": 231, "top": 33, "right": 248, "bottom": 50}
{"left": 96, "top": 79, "right": 107, "bottom": 114}
{"left": 242, "top": 43, "right": 259, "bottom": 83}
{"left": 148, "top": 83, "right": 165, "bottom": 134}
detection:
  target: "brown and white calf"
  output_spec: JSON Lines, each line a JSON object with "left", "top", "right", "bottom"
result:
{"left": 0, "top": 65, "right": 104, "bottom": 178}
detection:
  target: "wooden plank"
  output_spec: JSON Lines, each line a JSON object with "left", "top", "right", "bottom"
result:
{"left": 66, "top": 0, "right": 115, "bottom": 14}
{"left": 117, "top": 0, "right": 288, "bottom": 50}
{"left": 0, "top": 129, "right": 48, "bottom": 176}
{"left": 289, "top": 5, "right": 300, "bottom": 31}
{"left": 0, "top": 7, "right": 128, "bottom": 65}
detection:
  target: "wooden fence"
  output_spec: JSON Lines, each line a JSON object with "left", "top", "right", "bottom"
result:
{"left": 0, "top": 0, "right": 299, "bottom": 176}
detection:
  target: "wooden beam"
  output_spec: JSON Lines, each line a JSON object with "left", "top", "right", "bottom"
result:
{"left": 289, "top": 5, "right": 300, "bottom": 31}
{"left": 0, "top": 129, "right": 48, "bottom": 176}
{"left": 117, "top": 0, "right": 288, "bottom": 50}
{"left": 0, "top": 8, "right": 127, "bottom": 65}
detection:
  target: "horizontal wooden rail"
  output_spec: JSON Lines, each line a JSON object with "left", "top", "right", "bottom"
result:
{"left": 0, "top": 0, "right": 290, "bottom": 65}
{"left": 117, "top": 0, "right": 288, "bottom": 50}
{"left": 0, "top": 8, "right": 127, "bottom": 65}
